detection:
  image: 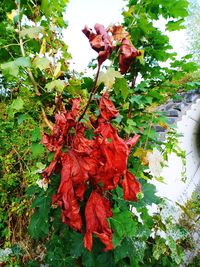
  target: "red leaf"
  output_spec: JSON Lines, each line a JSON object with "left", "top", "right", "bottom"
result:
{"left": 94, "top": 120, "right": 129, "bottom": 190}
{"left": 52, "top": 153, "right": 82, "bottom": 231}
{"left": 121, "top": 171, "right": 141, "bottom": 201}
{"left": 119, "top": 38, "right": 141, "bottom": 74}
{"left": 84, "top": 191, "right": 113, "bottom": 251}
{"left": 126, "top": 135, "right": 140, "bottom": 150}
{"left": 99, "top": 91, "right": 119, "bottom": 120}
{"left": 82, "top": 24, "right": 114, "bottom": 65}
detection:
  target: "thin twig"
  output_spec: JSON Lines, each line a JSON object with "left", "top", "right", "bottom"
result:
{"left": 78, "top": 64, "right": 101, "bottom": 122}
{"left": 17, "top": 1, "right": 40, "bottom": 96}
{"left": 41, "top": 107, "right": 54, "bottom": 131}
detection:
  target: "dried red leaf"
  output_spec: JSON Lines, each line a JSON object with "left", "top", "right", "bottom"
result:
{"left": 96, "top": 121, "right": 128, "bottom": 173}
{"left": 42, "top": 92, "right": 141, "bottom": 251}
{"left": 126, "top": 134, "right": 140, "bottom": 150}
{"left": 108, "top": 25, "right": 129, "bottom": 42}
{"left": 52, "top": 153, "right": 82, "bottom": 231}
{"left": 82, "top": 24, "right": 114, "bottom": 65}
{"left": 84, "top": 191, "right": 113, "bottom": 251}
{"left": 119, "top": 38, "right": 141, "bottom": 74}
{"left": 99, "top": 91, "right": 119, "bottom": 120}
{"left": 121, "top": 170, "right": 141, "bottom": 201}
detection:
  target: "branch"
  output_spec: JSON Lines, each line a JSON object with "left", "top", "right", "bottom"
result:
{"left": 17, "top": 2, "right": 41, "bottom": 96}
{"left": 78, "top": 64, "right": 101, "bottom": 122}
{"left": 41, "top": 108, "right": 54, "bottom": 131}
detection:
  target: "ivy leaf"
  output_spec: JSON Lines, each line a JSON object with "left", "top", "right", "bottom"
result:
{"left": 45, "top": 80, "right": 66, "bottom": 92}
{"left": 9, "top": 97, "right": 24, "bottom": 111}
{"left": 113, "top": 77, "right": 129, "bottom": 100}
{"left": 33, "top": 56, "right": 51, "bottom": 71}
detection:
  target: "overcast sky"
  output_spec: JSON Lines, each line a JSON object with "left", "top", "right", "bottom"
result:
{"left": 64, "top": 0, "right": 187, "bottom": 72}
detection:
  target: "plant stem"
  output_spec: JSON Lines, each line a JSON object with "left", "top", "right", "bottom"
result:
{"left": 78, "top": 64, "right": 101, "bottom": 122}
{"left": 41, "top": 107, "right": 54, "bottom": 131}
{"left": 17, "top": 1, "right": 40, "bottom": 96}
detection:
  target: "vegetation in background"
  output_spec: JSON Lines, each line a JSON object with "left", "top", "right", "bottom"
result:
{"left": 0, "top": 0, "right": 199, "bottom": 266}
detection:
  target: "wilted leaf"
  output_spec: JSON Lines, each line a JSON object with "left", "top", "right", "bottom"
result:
{"left": 45, "top": 79, "right": 66, "bottom": 92}
{"left": 53, "top": 62, "right": 62, "bottom": 78}
{"left": 98, "top": 67, "right": 122, "bottom": 88}
{"left": 1, "top": 57, "right": 31, "bottom": 77}
{"left": 133, "top": 147, "right": 148, "bottom": 165}
{"left": 20, "top": 26, "right": 44, "bottom": 39}
{"left": 1, "top": 61, "right": 18, "bottom": 77}
{"left": 33, "top": 56, "right": 51, "bottom": 71}
{"left": 7, "top": 9, "right": 18, "bottom": 21}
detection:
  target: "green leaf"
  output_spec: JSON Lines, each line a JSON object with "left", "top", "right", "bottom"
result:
{"left": 30, "top": 127, "right": 42, "bottom": 142}
{"left": 69, "top": 232, "right": 84, "bottom": 257}
{"left": 124, "top": 119, "right": 137, "bottom": 134}
{"left": 45, "top": 80, "right": 66, "bottom": 92}
{"left": 1, "top": 57, "right": 31, "bottom": 77}
{"left": 1, "top": 61, "right": 18, "bottom": 77}
{"left": 98, "top": 67, "right": 122, "bottom": 88}
{"left": 82, "top": 250, "right": 95, "bottom": 267}
{"left": 33, "top": 56, "right": 51, "bottom": 71}
{"left": 10, "top": 97, "right": 24, "bottom": 111}
{"left": 114, "top": 238, "right": 146, "bottom": 265}
{"left": 41, "top": 0, "right": 50, "bottom": 16}
{"left": 28, "top": 191, "right": 51, "bottom": 239}
{"left": 96, "top": 251, "right": 114, "bottom": 267}
{"left": 8, "top": 97, "right": 24, "bottom": 117}
{"left": 132, "top": 181, "right": 161, "bottom": 208}
{"left": 114, "top": 78, "right": 129, "bottom": 100}
{"left": 31, "top": 143, "right": 44, "bottom": 158}
{"left": 110, "top": 209, "right": 137, "bottom": 247}
{"left": 181, "top": 62, "right": 198, "bottom": 72}
{"left": 166, "top": 19, "right": 185, "bottom": 31}
{"left": 153, "top": 238, "right": 167, "bottom": 260}
{"left": 15, "top": 57, "right": 31, "bottom": 67}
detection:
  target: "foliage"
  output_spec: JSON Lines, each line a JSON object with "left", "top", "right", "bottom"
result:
{"left": 186, "top": 0, "right": 200, "bottom": 63}
{"left": 0, "top": 0, "right": 198, "bottom": 266}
